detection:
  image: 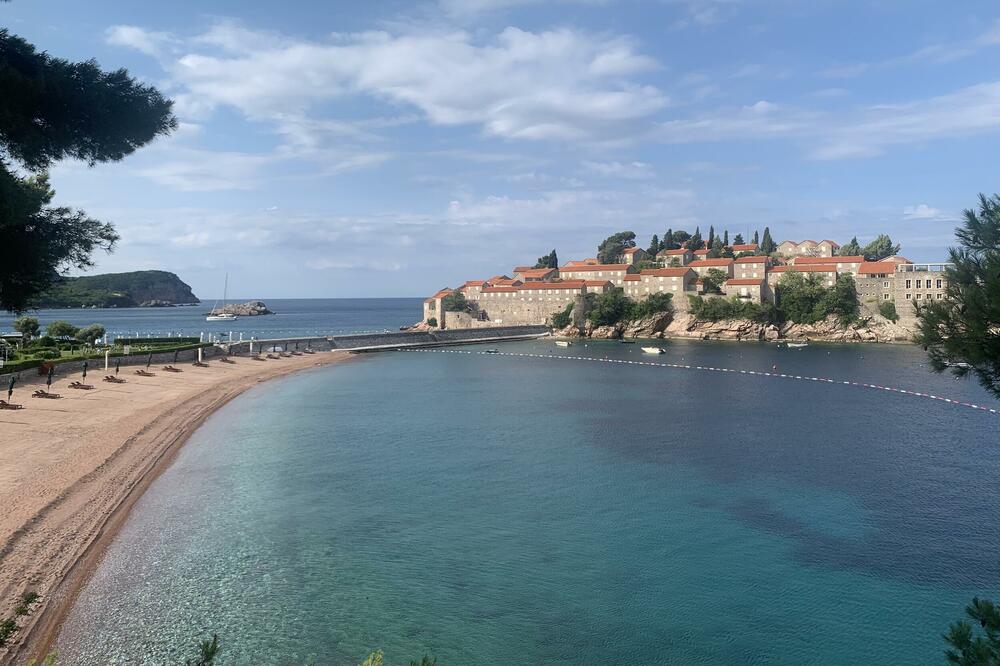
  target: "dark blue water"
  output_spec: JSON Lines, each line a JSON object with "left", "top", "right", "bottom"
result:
{"left": 56, "top": 339, "right": 999, "bottom": 664}
{"left": 0, "top": 298, "right": 422, "bottom": 339}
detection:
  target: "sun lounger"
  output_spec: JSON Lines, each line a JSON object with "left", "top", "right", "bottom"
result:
{"left": 265, "top": 354, "right": 280, "bottom": 359}
{"left": 0, "top": 400, "right": 23, "bottom": 410}
{"left": 134, "top": 369, "right": 156, "bottom": 377}
{"left": 220, "top": 357, "right": 237, "bottom": 364}
{"left": 192, "top": 361, "right": 209, "bottom": 367}
{"left": 68, "top": 382, "right": 94, "bottom": 390}
{"left": 103, "top": 375, "right": 127, "bottom": 384}
{"left": 32, "top": 390, "right": 61, "bottom": 399}
{"left": 162, "top": 365, "right": 183, "bottom": 373}
{"left": 252, "top": 355, "right": 267, "bottom": 361}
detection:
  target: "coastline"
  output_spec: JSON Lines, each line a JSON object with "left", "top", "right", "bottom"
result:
{"left": 0, "top": 351, "right": 352, "bottom": 665}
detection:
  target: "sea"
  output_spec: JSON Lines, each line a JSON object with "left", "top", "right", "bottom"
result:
{"left": 36, "top": 300, "right": 999, "bottom": 665}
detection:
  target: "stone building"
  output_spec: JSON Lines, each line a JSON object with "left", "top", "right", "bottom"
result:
{"left": 688, "top": 258, "right": 735, "bottom": 279}
{"left": 656, "top": 248, "right": 692, "bottom": 266}
{"left": 731, "top": 243, "right": 758, "bottom": 254}
{"left": 855, "top": 262, "right": 897, "bottom": 306}
{"left": 422, "top": 288, "right": 453, "bottom": 326}
{"left": 558, "top": 263, "right": 637, "bottom": 285}
{"left": 622, "top": 268, "right": 695, "bottom": 300}
{"left": 723, "top": 278, "right": 771, "bottom": 304}
{"left": 621, "top": 247, "right": 647, "bottom": 264}
{"left": 790, "top": 255, "right": 865, "bottom": 275}
{"left": 734, "top": 255, "right": 770, "bottom": 279}
{"left": 776, "top": 239, "right": 840, "bottom": 257}
{"left": 513, "top": 267, "right": 559, "bottom": 282}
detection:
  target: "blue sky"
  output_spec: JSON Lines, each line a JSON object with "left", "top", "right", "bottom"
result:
{"left": 5, "top": 0, "right": 1000, "bottom": 299}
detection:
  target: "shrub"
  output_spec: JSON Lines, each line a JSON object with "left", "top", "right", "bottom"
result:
{"left": 587, "top": 288, "right": 632, "bottom": 326}
{"left": 441, "top": 291, "right": 470, "bottom": 313}
{"left": 551, "top": 303, "right": 573, "bottom": 328}
{"left": 426, "top": 317, "right": 437, "bottom": 327}
{"left": 878, "top": 300, "right": 899, "bottom": 322}
{"left": 46, "top": 321, "right": 79, "bottom": 338}
{"left": 774, "top": 272, "right": 858, "bottom": 325}
{"left": 35, "top": 349, "right": 62, "bottom": 360}
{"left": 702, "top": 268, "right": 728, "bottom": 294}
{"left": 688, "top": 295, "right": 777, "bottom": 323}
{"left": 630, "top": 292, "right": 673, "bottom": 319}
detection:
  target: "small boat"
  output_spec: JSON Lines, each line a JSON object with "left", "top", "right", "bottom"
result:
{"left": 206, "top": 273, "right": 239, "bottom": 322}
{"left": 641, "top": 347, "right": 665, "bottom": 354}
{"left": 786, "top": 342, "right": 808, "bottom": 348}
{"left": 619, "top": 339, "right": 635, "bottom": 344}
{"left": 555, "top": 341, "right": 572, "bottom": 347}
{"left": 484, "top": 349, "right": 500, "bottom": 354}
{"left": 945, "top": 361, "right": 971, "bottom": 368}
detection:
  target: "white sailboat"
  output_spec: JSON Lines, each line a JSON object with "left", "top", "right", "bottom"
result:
{"left": 641, "top": 346, "right": 665, "bottom": 354}
{"left": 206, "top": 274, "right": 238, "bottom": 322}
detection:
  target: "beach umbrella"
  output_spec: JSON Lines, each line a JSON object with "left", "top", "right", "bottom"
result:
{"left": 82, "top": 361, "right": 88, "bottom": 382}
{"left": 115, "top": 359, "right": 121, "bottom": 375}
{"left": 46, "top": 365, "right": 54, "bottom": 391}
{"left": 7, "top": 376, "right": 14, "bottom": 401}
{"left": 173, "top": 350, "right": 179, "bottom": 364}
{"left": 146, "top": 353, "right": 152, "bottom": 369}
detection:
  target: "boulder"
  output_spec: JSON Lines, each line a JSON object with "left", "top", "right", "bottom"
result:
{"left": 209, "top": 300, "right": 273, "bottom": 316}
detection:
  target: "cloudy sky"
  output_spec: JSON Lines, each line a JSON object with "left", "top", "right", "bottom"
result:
{"left": 5, "top": 0, "right": 1000, "bottom": 299}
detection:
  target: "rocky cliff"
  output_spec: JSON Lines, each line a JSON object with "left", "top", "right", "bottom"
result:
{"left": 208, "top": 300, "right": 273, "bottom": 316}
{"left": 557, "top": 313, "right": 913, "bottom": 343}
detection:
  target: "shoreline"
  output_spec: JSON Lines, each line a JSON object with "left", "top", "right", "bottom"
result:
{"left": 0, "top": 351, "right": 352, "bottom": 665}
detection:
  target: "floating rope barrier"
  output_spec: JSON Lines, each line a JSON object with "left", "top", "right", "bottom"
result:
{"left": 401, "top": 348, "right": 998, "bottom": 417}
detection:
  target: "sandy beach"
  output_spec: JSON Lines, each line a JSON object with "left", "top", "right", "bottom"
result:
{"left": 0, "top": 351, "right": 351, "bottom": 664}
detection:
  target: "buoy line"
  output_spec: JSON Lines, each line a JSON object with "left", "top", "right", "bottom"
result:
{"left": 400, "top": 348, "right": 998, "bottom": 417}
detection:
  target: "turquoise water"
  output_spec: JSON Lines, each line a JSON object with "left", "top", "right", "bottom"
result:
{"left": 56, "top": 340, "right": 999, "bottom": 664}
{"left": 0, "top": 298, "right": 423, "bottom": 339}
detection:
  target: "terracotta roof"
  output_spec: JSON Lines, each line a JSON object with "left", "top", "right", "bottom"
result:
{"left": 461, "top": 280, "right": 488, "bottom": 288}
{"left": 584, "top": 280, "right": 613, "bottom": 287}
{"left": 488, "top": 274, "right": 511, "bottom": 282}
{"left": 424, "top": 288, "right": 453, "bottom": 303}
{"left": 518, "top": 280, "right": 586, "bottom": 290}
{"left": 886, "top": 255, "right": 912, "bottom": 264}
{"left": 658, "top": 248, "right": 690, "bottom": 255}
{"left": 731, "top": 243, "right": 758, "bottom": 252}
{"left": 792, "top": 256, "right": 864, "bottom": 265}
{"left": 858, "top": 261, "right": 898, "bottom": 275}
{"left": 564, "top": 258, "right": 600, "bottom": 266}
{"left": 492, "top": 278, "right": 523, "bottom": 287}
{"left": 623, "top": 274, "right": 641, "bottom": 281}
{"left": 559, "top": 263, "right": 632, "bottom": 272}
{"left": 725, "top": 278, "right": 764, "bottom": 286}
{"left": 688, "top": 258, "right": 734, "bottom": 267}
{"left": 770, "top": 265, "right": 837, "bottom": 273}
{"left": 735, "top": 256, "right": 768, "bottom": 264}
{"left": 693, "top": 249, "right": 710, "bottom": 255}
{"left": 622, "top": 247, "right": 643, "bottom": 254}
{"left": 481, "top": 286, "right": 520, "bottom": 293}
{"left": 516, "top": 267, "right": 557, "bottom": 278}
{"left": 820, "top": 240, "right": 841, "bottom": 247}
{"left": 512, "top": 266, "right": 533, "bottom": 273}
{"left": 640, "top": 268, "right": 692, "bottom": 277}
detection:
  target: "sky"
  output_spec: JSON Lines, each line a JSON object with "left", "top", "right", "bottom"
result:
{"left": 4, "top": 0, "right": 1000, "bottom": 299}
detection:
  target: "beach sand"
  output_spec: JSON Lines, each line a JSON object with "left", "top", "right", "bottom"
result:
{"left": 0, "top": 351, "right": 351, "bottom": 664}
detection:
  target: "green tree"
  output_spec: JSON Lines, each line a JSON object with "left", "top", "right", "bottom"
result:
{"left": 819, "top": 274, "right": 859, "bottom": 325}
{"left": 839, "top": 236, "right": 862, "bottom": 256}
{"left": 860, "top": 234, "right": 901, "bottom": 261}
{"left": 441, "top": 291, "right": 471, "bottom": 312}
{"left": 753, "top": 230, "right": 760, "bottom": 246}
{"left": 944, "top": 597, "right": 1000, "bottom": 665}
{"left": 774, "top": 271, "right": 827, "bottom": 324}
{"left": 13, "top": 315, "right": 39, "bottom": 340}
{"left": 878, "top": 300, "right": 899, "bottom": 322}
{"left": 647, "top": 234, "right": 659, "bottom": 257}
{"left": 702, "top": 268, "right": 728, "bottom": 294}
{"left": 0, "top": 28, "right": 176, "bottom": 313}
{"left": 672, "top": 229, "right": 691, "bottom": 247}
{"left": 723, "top": 230, "right": 729, "bottom": 246}
{"left": 551, "top": 302, "right": 574, "bottom": 328}
{"left": 707, "top": 225, "right": 715, "bottom": 248}
{"left": 75, "top": 323, "right": 106, "bottom": 345}
{"left": 760, "top": 227, "right": 776, "bottom": 254}
{"left": 662, "top": 228, "right": 675, "bottom": 251}
{"left": 687, "top": 228, "right": 703, "bottom": 251}
{"left": 630, "top": 292, "right": 673, "bottom": 319}
{"left": 46, "top": 320, "right": 78, "bottom": 338}
{"left": 587, "top": 288, "right": 632, "bottom": 326}
{"left": 534, "top": 249, "right": 558, "bottom": 269}
{"left": 596, "top": 231, "right": 636, "bottom": 264}
{"left": 708, "top": 236, "right": 724, "bottom": 259}
{"left": 915, "top": 193, "right": 1000, "bottom": 398}
{"left": 733, "top": 233, "right": 745, "bottom": 246}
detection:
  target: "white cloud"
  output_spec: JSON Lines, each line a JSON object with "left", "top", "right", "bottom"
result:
{"left": 105, "top": 25, "right": 177, "bottom": 57}
{"left": 902, "top": 204, "right": 957, "bottom": 222}
{"left": 581, "top": 160, "right": 654, "bottom": 179}
{"left": 108, "top": 22, "right": 666, "bottom": 144}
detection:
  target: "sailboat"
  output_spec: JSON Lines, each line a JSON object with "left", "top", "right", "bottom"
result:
{"left": 206, "top": 274, "right": 238, "bottom": 322}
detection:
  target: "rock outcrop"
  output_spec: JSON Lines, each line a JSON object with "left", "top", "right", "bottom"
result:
{"left": 209, "top": 300, "right": 273, "bottom": 316}
{"left": 556, "top": 312, "right": 914, "bottom": 344}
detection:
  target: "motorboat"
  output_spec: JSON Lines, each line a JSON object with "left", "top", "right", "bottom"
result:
{"left": 641, "top": 347, "right": 665, "bottom": 354}
{"left": 555, "top": 341, "right": 572, "bottom": 347}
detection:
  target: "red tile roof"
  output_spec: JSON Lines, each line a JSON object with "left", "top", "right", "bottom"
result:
{"left": 565, "top": 258, "right": 600, "bottom": 266}
{"left": 482, "top": 286, "right": 520, "bottom": 293}
{"left": 622, "top": 247, "right": 643, "bottom": 254}
{"left": 858, "top": 261, "right": 898, "bottom": 275}
{"left": 512, "top": 266, "right": 533, "bottom": 273}
{"left": 659, "top": 248, "right": 690, "bottom": 255}
{"left": 492, "top": 278, "right": 523, "bottom": 286}
{"left": 584, "top": 280, "right": 613, "bottom": 287}
{"left": 516, "top": 267, "right": 557, "bottom": 278}
{"left": 735, "top": 256, "right": 768, "bottom": 264}
{"left": 792, "top": 256, "right": 863, "bottom": 265}
{"left": 424, "top": 288, "right": 453, "bottom": 303}
{"left": 688, "top": 258, "right": 734, "bottom": 267}
{"left": 725, "top": 278, "right": 764, "bottom": 286}
{"left": 559, "top": 263, "right": 632, "bottom": 272}
{"left": 461, "top": 280, "right": 488, "bottom": 287}
{"left": 623, "top": 274, "right": 641, "bottom": 281}
{"left": 693, "top": 249, "right": 710, "bottom": 256}
{"left": 488, "top": 274, "right": 511, "bottom": 282}
{"left": 731, "top": 243, "right": 758, "bottom": 252}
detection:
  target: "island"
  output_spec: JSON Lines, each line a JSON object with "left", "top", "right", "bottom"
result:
{"left": 32, "top": 271, "right": 200, "bottom": 309}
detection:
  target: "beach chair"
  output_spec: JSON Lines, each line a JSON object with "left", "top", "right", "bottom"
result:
{"left": 32, "top": 390, "right": 61, "bottom": 399}
{"left": 162, "top": 365, "right": 183, "bottom": 373}
{"left": 0, "top": 399, "right": 23, "bottom": 410}
{"left": 220, "top": 357, "right": 237, "bottom": 364}
{"left": 265, "top": 353, "right": 280, "bottom": 360}
{"left": 192, "top": 361, "right": 209, "bottom": 367}
{"left": 103, "top": 375, "right": 127, "bottom": 384}
{"left": 134, "top": 369, "right": 156, "bottom": 377}
{"left": 68, "top": 381, "right": 94, "bottom": 390}
{"left": 252, "top": 355, "right": 267, "bottom": 361}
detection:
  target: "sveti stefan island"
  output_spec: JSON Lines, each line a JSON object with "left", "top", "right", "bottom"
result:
{"left": 1, "top": 2, "right": 999, "bottom": 665}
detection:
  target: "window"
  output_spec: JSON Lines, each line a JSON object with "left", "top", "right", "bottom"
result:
{"left": 905, "top": 293, "right": 911, "bottom": 299}
{"left": 937, "top": 293, "right": 943, "bottom": 299}
{"left": 936, "top": 279, "right": 943, "bottom": 289}
{"left": 905, "top": 279, "right": 911, "bottom": 288}
{"left": 883, "top": 281, "right": 890, "bottom": 289}
{"left": 915, "top": 293, "right": 922, "bottom": 300}
{"left": 883, "top": 294, "right": 890, "bottom": 300}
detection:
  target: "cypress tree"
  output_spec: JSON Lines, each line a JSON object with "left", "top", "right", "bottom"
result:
{"left": 723, "top": 230, "right": 729, "bottom": 246}
{"left": 708, "top": 225, "right": 715, "bottom": 248}
{"left": 647, "top": 234, "right": 659, "bottom": 257}
{"left": 753, "top": 230, "right": 760, "bottom": 245}
{"left": 760, "top": 227, "right": 776, "bottom": 254}
{"left": 663, "top": 229, "right": 673, "bottom": 251}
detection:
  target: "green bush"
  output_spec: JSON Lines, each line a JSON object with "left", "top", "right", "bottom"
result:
{"left": 35, "top": 349, "right": 62, "bottom": 360}
{"left": 878, "top": 300, "right": 899, "bottom": 322}
{"left": 688, "top": 295, "right": 777, "bottom": 323}
{"left": 587, "top": 288, "right": 632, "bottom": 326}
{"left": 773, "top": 272, "right": 858, "bottom": 325}
{"left": 630, "top": 292, "right": 673, "bottom": 319}
{"left": 551, "top": 303, "right": 573, "bottom": 328}
{"left": 426, "top": 317, "right": 437, "bottom": 327}
{"left": 441, "top": 291, "right": 471, "bottom": 313}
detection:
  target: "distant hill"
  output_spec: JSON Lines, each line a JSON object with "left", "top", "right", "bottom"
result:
{"left": 33, "top": 271, "right": 200, "bottom": 308}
